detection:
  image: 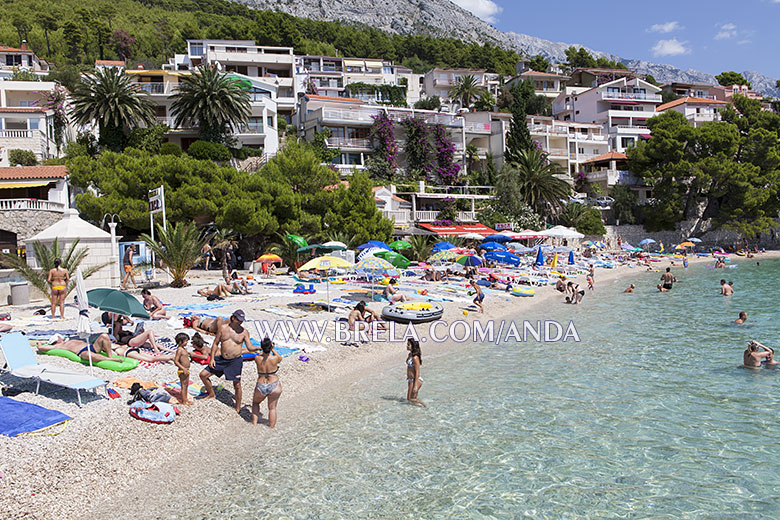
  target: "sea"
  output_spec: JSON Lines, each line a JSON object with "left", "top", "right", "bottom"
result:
{"left": 163, "top": 257, "right": 780, "bottom": 519}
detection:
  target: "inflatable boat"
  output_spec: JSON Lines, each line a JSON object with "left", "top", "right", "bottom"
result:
{"left": 381, "top": 301, "right": 444, "bottom": 323}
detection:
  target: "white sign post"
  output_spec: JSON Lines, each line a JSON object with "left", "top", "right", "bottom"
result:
{"left": 148, "top": 186, "right": 166, "bottom": 281}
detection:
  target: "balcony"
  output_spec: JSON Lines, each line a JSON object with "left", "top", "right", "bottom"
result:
{"left": 321, "top": 108, "right": 381, "bottom": 124}
{"left": 136, "top": 83, "right": 167, "bottom": 95}
{"left": 465, "top": 122, "right": 491, "bottom": 134}
{"left": 0, "top": 198, "right": 65, "bottom": 212}
{"left": 326, "top": 137, "right": 371, "bottom": 149}
{"left": 547, "top": 148, "right": 569, "bottom": 157}
{"left": 586, "top": 169, "right": 638, "bottom": 186}
{"left": 238, "top": 124, "right": 265, "bottom": 134}
{"left": 383, "top": 210, "right": 478, "bottom": 223}
{"left": 601, "top": 91, "right": 662, "bottom": 102}
{"left": 433, "top": 78, "right": 455, "bottom": 87}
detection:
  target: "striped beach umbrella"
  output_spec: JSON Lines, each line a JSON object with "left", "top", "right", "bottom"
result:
{"left": 427, "top": 250, "right": 459, "bottom": 262}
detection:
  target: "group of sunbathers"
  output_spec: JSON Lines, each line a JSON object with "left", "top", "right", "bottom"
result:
{"left": 197, "top": 271, "right": 251, "bottom": 298}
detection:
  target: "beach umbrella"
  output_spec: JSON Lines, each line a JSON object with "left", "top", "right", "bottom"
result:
{"left": 388, "top": 240, "right": 412, "bottom": 251}
{"left": 568, "top": 251, "right": 575, "bottom": 265}
{"left": 639, "top": 238, "right": 656, "bottom": 246}
{"left": 427, "top": 250, "right": 459, "bottom": 262}
{"left": 480, "top": 241, "right": 507, "bottom": 251}
{"left": 513, "top": 245, "right": 534, "bottom": 254}
{"left": 461, "top": 233, "right": 485, "bottom": 240}
{"left": 75, "top": 267, "right": 94, "bottom": 376}
{"left": 594, "top": 241, "right": 607, "bottom": 249}
{"left": 298, "top": 255, "right": 353, "bottom": 271}
{"left": 374, "top": 250, "right": 411, "bottom": 269}
{"left": 550, "top": 252, "right": 558, "bottom": 268}
{"left": 456, "top": 254, "right": 482, "bottom": 267}
{"left": 432, "top": 241, "right": 457, "bottom": 251}
{"left": 356, "top": 256, "right": 396, "bottom": 299}
{"left": 553, "top": 246, "right": 572, "bottom": 253}
{"left": 357, "top": 247, "right": 385, "bottom": 261}
{"left": 485, "top": 251, "right": 521, "bottom": 266}
{"left": 483, "top": 234, "right": 512, "bottom": 243}
{"left": 545, "top": 226, "right": 584, "bottom": 239}
{"left": 687, "top": 237, "right": 702, "bottom": 243}
{"left": 286, "top": 234, "right": 307, "bottom": 248}
{"left": 87, "top": 288, "right": 149, "bottom": 319}
{"left": 356, "top": 240, "right": 391, "bottom": 251}
{"left": 534, "top": 247, "right": 545, "bottom": 267}
{"left": 322, "top": 241, "right": 348, "bottom": 250}
{"left": 257, "top": 253, "right": 283, "bottom": 263}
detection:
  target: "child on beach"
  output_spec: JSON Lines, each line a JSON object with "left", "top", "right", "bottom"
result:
{"left": 190, "top": 332, "right": 210, "bottom": 365}
{"left": 173, "top": 332, "right": 193, "bottom": 404}
{"left": 470, "top": 279, "right": 484, "bottom": 313}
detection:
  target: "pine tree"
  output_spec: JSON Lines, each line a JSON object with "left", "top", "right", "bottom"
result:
{"left": 504, "top": 81, "right": 533, "bottom": 163}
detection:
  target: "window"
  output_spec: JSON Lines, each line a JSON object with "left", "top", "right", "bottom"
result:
{"left": 245, "top": 117, "right": 263, "bottom": 133}
{"left": 5, "top": 55, "right": 21, "bottom": 66}
{"left": 190, "top": 43, "right": 204, "bottom": 56}
{"left": 267, "top": 115, "right": 274, "bottom": 128}
{"left": 28, "top": 118, "right": 39, "bottom": 130}
{"left": 27, "top": 55, "right": 33, "bottom": 67}
{"left": 578, "top": 147, "right": 584, "bottom": 154}
{"left": 621, "top": 137, "right": 634, "bottom": 148}
{"left": 346, "top": 153, "right": 362, "bottom": 165}
{"left": 249, "top": 88, "right": 270, "bottom": 101}
{"left": 18, "top": 100, "right": 32, "bottom": 107}
{"left": 382, "top": 67, "right": 393, "bottom": 74}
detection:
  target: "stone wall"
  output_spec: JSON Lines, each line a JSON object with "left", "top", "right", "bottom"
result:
{"left": 0, "top": 210, "right": 63, "bottom": 242}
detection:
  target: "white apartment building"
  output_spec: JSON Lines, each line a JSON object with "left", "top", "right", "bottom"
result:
{"left": 297, "top": 94, "right": 467, "bottom": 174}
{"left": 656, "top": 96, "right": 727, "bottom": 127}
{"left": 459, "top": 111, "right": 511, "bottom": 168}
{"left": 163, "top": 40, "right": 296, "bottom": 120}
{"left": 506, "top": 70, "right": 570, "bottom": 99}
{"left": 126, "top": 68, "right": 279, "bottom": 155}
{"left": 552, "top": 77, "right": 662, "bottom": 153}
{"left": 0, "top": 43, "right": 49, "bottom": 80}
{"left": 0, "top": 81, "right": 65, "bottom": 167}
{"left": 660, "top": 81, "right": 715, "bottom": 99}
{"left": 294, "top": 56, "right": 423, "bottom": 106}
{"left": 421, "top": 68, "right": 500, "bottom": 108}
{"left": 527, "top": 116, "right": 609, "bottom": 177}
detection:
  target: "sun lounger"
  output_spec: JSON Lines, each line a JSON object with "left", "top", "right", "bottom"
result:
{"left": 0, "top": 332, "right": 107, "bottom": 407}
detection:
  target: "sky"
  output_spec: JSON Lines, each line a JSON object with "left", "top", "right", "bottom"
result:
{"left": 449, "top": 0, "right": 780, "bottom": 79}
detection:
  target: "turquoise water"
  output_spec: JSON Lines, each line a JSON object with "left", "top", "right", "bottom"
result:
{"left": 176, "top": 259, "right": 780, "bottom": 519}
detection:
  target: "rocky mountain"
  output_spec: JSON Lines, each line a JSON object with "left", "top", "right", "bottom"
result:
{"left": 232, "top": 0, "right": 779, "bottom": 97}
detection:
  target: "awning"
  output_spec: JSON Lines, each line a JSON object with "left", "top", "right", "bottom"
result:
{"left": 343, "top": 59, "right": 364, "bottom": 68}
{"left": 417, "top": 223, "right": 497, "bottom": 236}
{"left": 640, "top": 134, "right": 652, "bottom": 139}
{"left": 0, "top": 181, "right": 51, "bottom": 189}
{"left": 364, "top": 60, "right": 383, "bottom": 69}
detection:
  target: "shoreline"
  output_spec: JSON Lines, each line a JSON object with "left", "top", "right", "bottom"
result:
{"left": 0, "top": 253, "right": 758, "bottom": 519}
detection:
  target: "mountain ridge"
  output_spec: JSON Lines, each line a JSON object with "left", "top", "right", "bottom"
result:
{"left": 232, "top": 0, "right": 779, "bottom": 97}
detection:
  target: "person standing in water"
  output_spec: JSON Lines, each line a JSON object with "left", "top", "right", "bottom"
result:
{"left": 735, "top": 312, "right": 748, "bottom": 324}
{"left": 251, "top": 337, "right": 283, "bottom": 427}
{"left": 200, "top": 310, "right": 252, "bottom": 414}
{"left": 721, "top": 279, "right": 734, "bottom": 296}
{"left": 406, "top": 338, "right": 425, "bottom": 406}
{"left": 744, "top": 341, "right": 774, "bottom": 368}
{"left": 47, "top": 258, "right": 69, "bottom": 320}
{"left": 657, "top": 267, "right": 677, "bottom": 292}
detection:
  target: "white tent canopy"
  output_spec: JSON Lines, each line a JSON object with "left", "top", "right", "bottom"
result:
{"left": 544, "top": 225, "right": 584, "bottom": 239}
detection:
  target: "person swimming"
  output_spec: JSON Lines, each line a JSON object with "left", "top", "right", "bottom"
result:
{"left": 735, "top": 312, "right": 748, "bottom": 324}
{"left": 744, "top": 341, "right": 774, "bottom": 368}
{"left": 624, "top": 284, "right": 635, "bottom": 293}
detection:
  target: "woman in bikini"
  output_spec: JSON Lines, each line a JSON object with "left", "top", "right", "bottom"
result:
{"left": 141, "top": 289, "right": 167, "bottom": 320}
{"left": 47, "top": 258, "right": 69, "bottom": 319}
{"left": 197, "top": 284, "right": 232, "bottom": 298}
{"left": 251, "top": 337, "right": 283, "bottom": 427}
{"left": 186, "top": 316, "right": 222, "bottom": 336}
{"left": 113, "top": 343, "right": 175, "bottom": 363}
{"left": 406, "top": 338, "right": 425, "bottom": 406}
{"left": 102, "top": 312, "right": 168, "bottom": 354}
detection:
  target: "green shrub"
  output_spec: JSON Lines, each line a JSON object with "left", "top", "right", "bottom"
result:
{"left": 160, "top": 142, "right": 182, "bottom": 156}
{"left": 229, "top": 146, "right": 263, "bottom": 160}
{"left": 577, "top": 207, "right": 607, "bottom": 235}
{"left": 186, "top": 140, "right": 231, "bottom": 161}
{"left": 8, "top": 149, "right": 37, "bottom": 166}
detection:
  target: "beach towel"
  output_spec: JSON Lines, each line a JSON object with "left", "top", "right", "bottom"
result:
{"left": 0, "top": 396, "right": 72, "bottom": 437}
{"left": 247, "top": 338, "right": 299, "bottom": 358}
{"left": 162, "top": 379, "right": 207, "bottom": 397}
{"left": 24, "top": 329, "right": 79, "bottom": 340}
{"left": 258, "top": 307, "right": 307, "bottom": 319}
{"left": 113, "top": 376, "right": 158, "bottom": 390}
{"left": 166, "top": 303, "right": 230, "bottom": 310}
{"left": 178, "top": 311, "right": 232, "bottom": 319}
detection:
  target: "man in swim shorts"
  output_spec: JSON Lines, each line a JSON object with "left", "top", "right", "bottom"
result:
{"left": 657, "top": 267, "right": 676, "bottom": 292}
{"left": 470, "top": 279, "right": 485, "bottom": 313}
{"left": 200, "top": 309, "right": 253, "bottom": 413}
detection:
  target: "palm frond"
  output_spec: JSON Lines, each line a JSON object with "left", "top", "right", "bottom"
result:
{"left": 141, "top": 222, "right": 209, "bottom": 288}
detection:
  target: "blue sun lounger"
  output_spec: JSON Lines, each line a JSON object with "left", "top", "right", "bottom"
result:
{"left": 0, "top": 332, "right": 107, "bottom": 407}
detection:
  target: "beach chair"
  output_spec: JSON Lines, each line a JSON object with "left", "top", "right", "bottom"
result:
{"left": 0, "top": 333, "right": 107, "bottom": 407}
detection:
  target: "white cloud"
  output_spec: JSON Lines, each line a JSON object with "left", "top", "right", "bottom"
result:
{"left": 647, "top": 21, "right": 683, "bottom": 33}
{"left": 449, "top": 0, "right": 503, "bottom": 23}
{"left": 714, "top": 23, "right": 738, "bottom": 40}
{"left": 651, "top": 38, "right": 691, "bottom": 57}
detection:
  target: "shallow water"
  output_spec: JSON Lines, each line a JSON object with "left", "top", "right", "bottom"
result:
{"left": 177, "top": 258, "right": 780, "bottom": 519}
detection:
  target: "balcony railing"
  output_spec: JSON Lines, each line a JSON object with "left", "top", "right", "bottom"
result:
{"left": 0, "top": 198, "right": 65, "bottom": 212}
{"left": 586, "top": 169, "right": 637, "bottom": 186}
{"left": 382, "top": 210, "right": 412, "bottom": 224}
{"left": 547, "top": 148, "right": 569, "bottom": 157}
{"left": 601, "top": 91, "right": 662, "bottom": 102}
{"left": 611, "top": 125, "right": 649, "bottom": 131}
{"left": 238, "top": 124, "right": 264, "bottom": 134}
{"left": 322, "top": 108, "right": 379, "bottom": 123}
{"left": 0, "top": 129, "right": 40, "bottom": 139}
{"left": 382, "top": 210, "right": 478, "bottom": 223}
{"left": 465, "top": 122, "right": 491, "bottom": 133}
{"left": 326, "top": 137, "right": 371, "bottom": 149}
{"left": 137, "top": 83, "right": 166, "bottom": 95}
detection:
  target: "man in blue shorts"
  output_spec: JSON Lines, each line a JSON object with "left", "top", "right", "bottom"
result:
{"left": 470, "top": 279, "right": 485, "bottom": 313}
{"left": 200, "top": 309, "right": 254, "bottom": 413}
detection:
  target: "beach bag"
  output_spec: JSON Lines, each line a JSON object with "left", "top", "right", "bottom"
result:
{"left": 129, "top": 402, "right": 176, "bottom": 424}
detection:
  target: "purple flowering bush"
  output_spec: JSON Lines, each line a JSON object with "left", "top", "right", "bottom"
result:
{"left": 432, "top": 124, "right": 461, "bottom": 185}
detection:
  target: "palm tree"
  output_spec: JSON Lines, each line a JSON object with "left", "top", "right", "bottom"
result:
{"left": 448, "top": 74, "right": 484, "bottom": 109}
{"left": 0, "top": 239, "right": 108, "bottom": 302}
{"left": 497, "top": 148, "right": 570, "bottom": 216}
{"left": 465, "top": 144, "right": 481, "bottom": 177}
{"left": 324, "top": 230, "right": 357, "bottom": 249}
{"left": 407, "top": 235, "right": 432, "bottom": 262}
{"left": 557, "top": 202, "right": 587, "bottom": 228}
{"left": 210, "top": 228, "right": 238, "bottom": 280}
{"left": 141, "top": 222, "right": 209, "bottom": 288}
{"left": 70, "top": 67, "right": 156, "bottom": 151}
{"left": 170, "top": 66, "right": 251, "bottom": 143}
{"left": 473, "top": 90, "right": 496, "bottom": 112}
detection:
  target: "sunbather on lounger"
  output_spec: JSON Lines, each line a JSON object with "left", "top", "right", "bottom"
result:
{"left": 197, "top": 284, "right": 232, "bottom": 298}
{"left": 40, "top": 333, "right": 123, "bottom": 363}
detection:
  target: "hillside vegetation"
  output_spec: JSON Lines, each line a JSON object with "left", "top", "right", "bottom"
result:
{"left": 0, "top": 0, "right": 521, "bottom": 78}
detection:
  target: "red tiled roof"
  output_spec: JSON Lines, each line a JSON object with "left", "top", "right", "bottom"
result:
{"left": 0, "top": 166, "right": 67, "bottom": 180}
{"left": 656, "top": 96, "right": 727, "bottom": 112}
{"left": 0, "top": 45, "right": 32, "bottom": 53}
{"left": 520, "top": 70, "right": 569, "bottom": 78}
{"left": 95, "top": 60, "right": 125, "bottom": 66}
{"left": 582, "top": 151, "right": 627, "bottom": 164}
{"left": 0, "top": 107, "right": 47, "bottom": 113}
{"left": 306, "top": 94, "right": 364, "bottom": 103}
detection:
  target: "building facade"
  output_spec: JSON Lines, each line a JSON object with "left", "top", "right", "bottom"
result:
{"left": 0, "top": 43, "right": 49, "bottom": 80}
{"left": 527, "top": 115, "right": 609, "bottom": 177}
{"left": 421, "top": 68, "right": 500, "bottom": 109}
{"left": 656, "top": 96, "right": 727, "bottom": 127}
{"left": 0, "top": 80, "right": 64, "bottom": 166}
